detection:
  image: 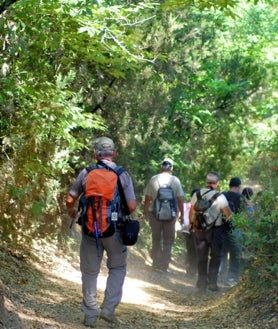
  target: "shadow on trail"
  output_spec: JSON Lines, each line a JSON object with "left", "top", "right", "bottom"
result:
{"left": 0, "top": 241, "right": 236, "bottom": 329}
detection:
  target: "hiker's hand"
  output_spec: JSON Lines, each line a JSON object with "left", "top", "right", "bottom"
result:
{"left": 178, "top": 215, "right": 183, "bottom": 224}
{"left": 223, "top": 218, "right": 234, "bottom": 233}
{"left": 69, "top": 208, "right": 78, "bottom": 219}
{"left": 69, "top": 208, "right": 78, "bottom": 229}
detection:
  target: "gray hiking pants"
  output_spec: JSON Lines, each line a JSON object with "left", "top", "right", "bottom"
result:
{"left": 149, "top": 213, "right": 176, "bottom": 270}
{"left": 80, "top": 231, "right": 127, "bottom": 317}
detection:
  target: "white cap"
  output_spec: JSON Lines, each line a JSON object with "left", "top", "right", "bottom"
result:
{"left": 161, "top": 158, "right": 174, "bottom": 167}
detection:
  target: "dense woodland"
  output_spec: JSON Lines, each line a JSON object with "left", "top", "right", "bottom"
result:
{"left": 0, "top": 0, "right": 277, "bottom": 325}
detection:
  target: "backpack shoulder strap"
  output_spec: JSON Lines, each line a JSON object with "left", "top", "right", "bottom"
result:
{"left": 113, "top": 166, "right": 126, "bottom": 176}
{"left": 97, "top": 160, "right": 130, "bottom": 216}
{"left": 96, "top": 160, "right": 124, "bottom": 176}
{"left": 85, "top": 164, "right": 98, "bottom": 172}
{"left": 198, "top": 189, "right": 211, "bottom": 199}
{"left": 209, "top": 191, "right": 221, "bottom": 204}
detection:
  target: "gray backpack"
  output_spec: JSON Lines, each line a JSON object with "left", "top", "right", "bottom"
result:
{"left": 194, "top": 189, "right": 220, "bottom": 230}
{"left": 153, "top": 179, "right": 177, "bottom": 221}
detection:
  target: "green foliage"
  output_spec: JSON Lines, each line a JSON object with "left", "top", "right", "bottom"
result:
{"left": 0, "top": 0, "right": 277, "bottom": 261}
{"left": 236, "top": 190, "right": 278, "bottom": 287}
{"left": 0, "top": 0, "right": 159, "bottom": 245}
{"left": 107, "top": 3, "right": 278, "bottom": 192}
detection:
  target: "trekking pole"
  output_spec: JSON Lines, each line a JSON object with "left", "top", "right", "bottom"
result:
{"left": 69, "top": 209, "right": 78, "bottom": 229}
{"left": 93, "top": 221, "right": 101, "bottom": 258}
{"left": 91, "top": 197, "right": 101, "bottom": 258}
{"left": 69, "top": 216, "right": 76, "bottom": 229}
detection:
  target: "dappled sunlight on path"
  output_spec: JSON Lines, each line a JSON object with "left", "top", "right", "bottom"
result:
{"left": 1, "top": 238, "right": 276, "bottom": 329}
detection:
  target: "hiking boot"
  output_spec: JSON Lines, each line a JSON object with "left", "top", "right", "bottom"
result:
{"left": 84, "top": 316, "right": 97, "bottom": 327}
{"left": 196, "top": 279, "right": 207, "bottom": 293}
{"left": 196, "top": 279, "right": 207, "bottom": 288}
{"left": 152, "top": 266, "right": 162, "bottom": 272}
{"left": 185, "top": 269, "right": 197, "bottom": 277}
{"left": 151, "top": 265, "right": 170, "bottom": 273}
{"left": 207, "top": 283, "right": 219, "bottom": 291}
{"left": 160, "top": 267, "right": 172, "bottom": 273}
{"left": 196, "top": 285, "right": 207, "bottom": 294}
{"left": 100, "top": 312, "right": 119, "bottom": 324}
{"left": 226, "top": 278, "right": 238, "bottom": 287}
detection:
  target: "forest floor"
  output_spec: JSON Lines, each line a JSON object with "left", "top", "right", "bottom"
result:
{"left": 0, "top": 228, "right": 277, "bottom": 329}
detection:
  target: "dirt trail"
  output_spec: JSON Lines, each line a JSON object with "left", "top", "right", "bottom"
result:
{"left": 1, "top": 235, "right": 276, "bottom": 329}
{"left": 0, "top": 238, "right": 232, "bottom": 329}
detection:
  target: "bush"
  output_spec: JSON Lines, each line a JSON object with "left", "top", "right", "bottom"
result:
{"left": 236, "top": 190, "right": 278, "bottom": 289}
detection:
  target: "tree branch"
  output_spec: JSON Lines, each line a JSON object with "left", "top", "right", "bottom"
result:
{"left": 0, "top": 0, "right": 18, "bottom": 15}
{"left": 90, "top": 79, "right": 116, "bottom": 113}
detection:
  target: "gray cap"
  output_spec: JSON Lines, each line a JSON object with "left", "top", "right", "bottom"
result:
{"left": 94, "top": 136, "right": 115, "bottom": 153}
{"left": 206, "top": 171, "right": 220, "bottom": 183}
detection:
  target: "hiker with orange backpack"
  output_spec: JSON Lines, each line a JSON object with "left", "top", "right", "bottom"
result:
{"left": 66, "top": 136, "right": 136, "bottom": 327}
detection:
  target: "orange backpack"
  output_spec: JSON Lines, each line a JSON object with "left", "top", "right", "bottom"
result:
{"left": 78, "top": 161, "right": 126, "bottom": 238}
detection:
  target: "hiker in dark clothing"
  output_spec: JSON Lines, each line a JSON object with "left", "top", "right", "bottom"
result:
{"left": 242, "top": 187, "right": 254, "bottom": 217}
{"left": 242, "top": 187, "right": 254, "bottom": 200}
{"left": 220, "top": 177, "right": 245, "bottom": 287}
